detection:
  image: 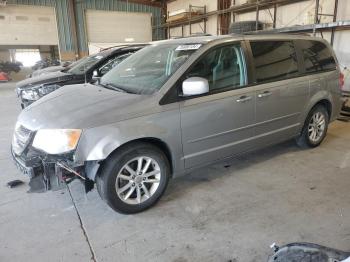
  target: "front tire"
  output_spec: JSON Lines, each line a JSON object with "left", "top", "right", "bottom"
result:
{"left": 296, "top": 105, "right": 329, "bottom": 148}
{"left": 96, "top": 143, "right": 170, "bottom": 214}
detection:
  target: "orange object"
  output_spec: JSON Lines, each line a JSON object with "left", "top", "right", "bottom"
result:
{"left": 0, "top": 72, "right": 9, "bottom": 82}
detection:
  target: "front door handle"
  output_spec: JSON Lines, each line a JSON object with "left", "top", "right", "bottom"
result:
{"left": 258, "top": 91, "right": 272, "bottom": 98}
{"left": 236, "top": 95, "right": 252, "bottom": 103}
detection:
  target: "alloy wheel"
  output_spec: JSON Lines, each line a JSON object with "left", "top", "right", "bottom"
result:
{"left": 115, "top": 156, "right": 161, "bottom": 205}
{"left": 308, "top": 112, "right": 326, "bottom": 143}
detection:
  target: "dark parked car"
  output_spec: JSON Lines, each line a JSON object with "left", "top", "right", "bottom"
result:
{"left": 16, "top": 44, "right": 146, "bottom": 108}
{"left": 29, "top": 61, "right": 73, "bottom": 78}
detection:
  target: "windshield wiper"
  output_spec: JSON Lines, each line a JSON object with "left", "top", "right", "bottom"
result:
{"left": 99, "top": 82, "right": 131, "bottom": 93}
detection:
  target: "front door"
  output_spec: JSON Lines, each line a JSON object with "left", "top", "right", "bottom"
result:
{"left": 179, "top": 43, "right": 256, "bottom": 169}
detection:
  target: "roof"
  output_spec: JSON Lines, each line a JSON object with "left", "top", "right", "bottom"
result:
{"left": 149, "top": 33, "right": 323, "bottom": 46}
{"left": 101, "top": 44, "right": 148, "bottom": 54}
{"left": 242, "top": 33, "right": 317, "bottom": 41}
{"left": 151, "top": 35, "right": 235, "bottom": 45}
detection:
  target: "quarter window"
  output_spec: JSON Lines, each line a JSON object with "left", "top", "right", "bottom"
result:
{"left": 250, "top": 41, "right": 299, "bottom": 83}
{"left": 298, "top": 40, "right": 336, "bottom": 73}
{"left": 186, "top": 44, "right": 247, "bottom": 92}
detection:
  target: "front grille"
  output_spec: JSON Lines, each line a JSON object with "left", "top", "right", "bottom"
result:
{"left": 12, "top": 124, "right": 33, "bottom": 155}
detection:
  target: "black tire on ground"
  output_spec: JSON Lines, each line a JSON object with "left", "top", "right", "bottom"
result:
{"left": 296, "top": 105, "right": 329, "bottom": 148}
{"left": 96, "top": 142, "right": 170, "bottom": 214}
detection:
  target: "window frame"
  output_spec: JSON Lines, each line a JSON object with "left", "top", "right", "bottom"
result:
{"left": 246, "top": 39, "right": 304, "bottom": 85}
{"left": 85, "top": 50, "right": 134, "bottom": 76}
{"left": 159, "top": 40, "right": 251, "bottom": 105}
{"left": 97, "top": 53, "right": 131, "bottom": 76}
{"left": 294, "top": 39, "right": 337, "bottom": 76}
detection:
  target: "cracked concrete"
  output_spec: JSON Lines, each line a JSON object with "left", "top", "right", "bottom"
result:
{"left": 1, "top": 82, "right": 350, "bottom": 261}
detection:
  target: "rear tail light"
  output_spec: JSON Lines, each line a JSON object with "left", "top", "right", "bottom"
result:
{"left": 340, "top": 72, "right": 345, "bottom": 91}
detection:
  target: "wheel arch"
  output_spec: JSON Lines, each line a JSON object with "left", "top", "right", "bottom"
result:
{"left": 297, "top": 94, "right": 333, "bottom": 136}
{"left": 314, "top": 99, "right": 332, "bottom": 120}
{"left": 93, "top": 137, "right": 174, "bottom": 181}
{"left": 305, "top": 91, "right": 333, "bottom": 122}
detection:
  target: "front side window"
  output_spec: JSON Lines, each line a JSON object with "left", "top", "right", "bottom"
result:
{"left": 298, "top": 40, "right": 336, "bottom": 73}
{"left": 98, "top": 53, "right": 132, "bottom": 75}
{"left": 250, "top": 41, "right": 299, "bottom": 83}
{"left": 186, "top": 44, "right": 247, "bottom": 92}
{"left": 68, "top": 54, "right": 105, "bottom": 75}
{"left": 100, "top": 44, "right": 199, "bottom": 94}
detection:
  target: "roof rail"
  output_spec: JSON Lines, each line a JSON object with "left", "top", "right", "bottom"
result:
{"left": 170, "top": 33, "right": 212, "bottom": 39}
{"left": 100, "top": 43, "right": 147, "bottom": 51}
{"left": 242, "top": 31, "right": 311, "bottom": 36}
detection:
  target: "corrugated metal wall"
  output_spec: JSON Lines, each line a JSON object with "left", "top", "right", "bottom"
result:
{"left": 6, "top": 0, "right": 164, "bottom": 58}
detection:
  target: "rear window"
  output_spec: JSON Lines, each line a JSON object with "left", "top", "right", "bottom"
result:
{"left": 250, "top": 41, "right": 299, "bottom": 83}
{"left": 298, "top": 40, "right": 336, "bottom": 73}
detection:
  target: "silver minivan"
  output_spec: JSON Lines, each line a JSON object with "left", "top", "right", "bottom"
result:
{"left": 12, "top": 34, "right": 342, "bottom": 214}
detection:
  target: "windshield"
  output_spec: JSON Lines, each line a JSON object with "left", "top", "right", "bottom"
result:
{"left": 100, "top": 44, "right": 201, "bottom": 94}
{"left": 68, "top": 54, "right": 105, "bottom": 74}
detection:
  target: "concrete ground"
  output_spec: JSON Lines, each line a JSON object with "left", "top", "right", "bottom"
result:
{"left": 1, "top": 82, "right": 350, "bottom": 262}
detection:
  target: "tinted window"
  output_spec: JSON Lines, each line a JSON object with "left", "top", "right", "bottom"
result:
{"left": 250, "top": 41, "right": 299, "bottom": 83}
{"left": 186, "top": 44, "right": 246, "bottom": 92}
{"left": 299, "top": 40, "right": 336, "bottom": 73}
{"left": 68, "top": 54, "right": 105, "bottom": 74}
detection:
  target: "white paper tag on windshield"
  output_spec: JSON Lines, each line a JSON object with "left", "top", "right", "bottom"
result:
{"left": 94, "top": 55, "right": 104, "bottom": 60}
{"left": 176, "top": 44, "right": 202, "bottom": 51}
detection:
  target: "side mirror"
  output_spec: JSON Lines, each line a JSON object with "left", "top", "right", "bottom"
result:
{"left": 92, "top": 70, "right": 100, "bottom": 83}
{"left": 182, "top": 77, "right": 209, "bottom": 97}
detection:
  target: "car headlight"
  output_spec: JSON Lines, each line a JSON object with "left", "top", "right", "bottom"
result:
{"left": 20, "top": 84, "right": 61, "bottom": 100}
{"left": 38, "top": 84, "right": 61, "bottom": 96}
{"left": 21, "top": 88, "right": 40, "bottom": 101}
{"left": 32, "top": 129, "right": 82, "bottom": 154}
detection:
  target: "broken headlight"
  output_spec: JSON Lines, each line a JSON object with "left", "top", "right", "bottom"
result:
{"left": 21, "top": 88, "right": 40, "bottom": 101}
{"left": 32, "top": 129, "right": 82, "bottom": 154}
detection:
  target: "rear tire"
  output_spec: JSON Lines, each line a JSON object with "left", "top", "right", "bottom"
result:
{"left": 96, "top": 142, "right": 170, "bottom": 214}
{"left": 296, "top": 105, "right": 329, "bottom": 148}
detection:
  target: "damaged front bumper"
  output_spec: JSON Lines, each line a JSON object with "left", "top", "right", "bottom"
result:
{"left": 11, "top": 148, "right": 95, "bottom": 193}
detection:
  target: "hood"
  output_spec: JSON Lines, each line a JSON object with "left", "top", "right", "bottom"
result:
{"left": 17, "top": 71, "right": 73, "bottom": 89}
{"left": 32, "top": 66, "right": 65, "bottom": 78}
{"left": 17, "top": 83, "right": 156, "bottom": 130}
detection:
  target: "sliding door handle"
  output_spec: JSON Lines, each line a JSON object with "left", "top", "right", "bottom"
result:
{"left": 258, "top": 91, "right": 272, "bottom": 98}
{"left": 236, "top": 95, "right": 252, "bottom": 103}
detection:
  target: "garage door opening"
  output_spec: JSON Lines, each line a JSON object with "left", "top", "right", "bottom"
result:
{"left": 14, "top": 49, "right": 41, "bottom": 67}
{"left": 85, "top": 10, "right": 152, "bottom": 54}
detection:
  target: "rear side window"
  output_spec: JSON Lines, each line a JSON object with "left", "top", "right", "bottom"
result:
{"left": 186, "top": 44, "right": 247, "bottom": 92}
{"left": 250, "top": 41, "right": 299, "bottom": 83}
{"left": 298, "top": 40, "right": 336, "bottom": 73}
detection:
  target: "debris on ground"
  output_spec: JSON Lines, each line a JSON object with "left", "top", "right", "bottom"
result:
{"left": 7, "top": 179, "right": 24, "bottom": 188}
{"left": 268, "top": 242, "right": 350, "bottom": 262}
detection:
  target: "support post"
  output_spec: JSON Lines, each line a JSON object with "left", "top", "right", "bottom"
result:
{"left": 273, "top": 3, "right": 277, "bottom": 29}
{"left": 255, "top": 1, "right": 259, "bottom": 31}
{"left": 204, "top": 5, "right": 206, "bottom": 34}
{"left": 331, "top": 0, "right": 339, "bottom": 46}
{"left": 189, "top": 4, "right": 192, "bottom": 35}
{"left": 68, "top": 0, "right": 79, "bottom": 60}
{"left": 313, "top": 0, "right": 320, "bottom": 36}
